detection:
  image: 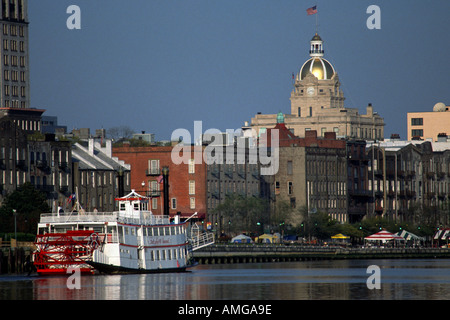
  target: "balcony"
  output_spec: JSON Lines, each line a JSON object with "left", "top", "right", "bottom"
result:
{"left": 58, "top": 161, "right": 68, "bottom": 169}
{"left": 406, "top": 170, "right": 416, "bottom": 177}
{"left": 406, "top": 190, "right": 416, "bottom": 198}
{"left": 35, "top": 185, "right": 55, "bottom": 193}
{"left": 425, "top": 192, "right": 436, "bottom": 199}
{"left": 147, "top": 190, "right": 161, "bottom": 197}
{"left": 36, "top": 160, "right": 48, "bottom": 169}
{"left": 59, "top": 185, "right": 69, "bottom": 194}
{"left": 309, "top": 49, "right": 324, "bottom": 55}
{"left": 349, "top": 190, "right": 372, "bottom": 198}
{"left": 438, "top": 192, "right": 447, "bottom": 200}
{"left": 15, "top": 159, "right": 26, "bottom": 169}
{"left": 145, "top": 168, "right": 161, "bottom": 176}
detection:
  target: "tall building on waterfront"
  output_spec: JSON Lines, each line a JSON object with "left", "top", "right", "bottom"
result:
{"left": 0, "top": 0, "right": 30, "bottom": 109}
{"left": 251, "top": 33, "right": 385, "bottom": 140}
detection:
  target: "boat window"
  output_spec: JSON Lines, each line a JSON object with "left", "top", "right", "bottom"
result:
{"left": 133, "top": 203, "right": 139, "bottom": 210}
{"left": 170, "top": 226, "right": 175, "bottom": 235}
{"left": 154, "top": 228, "right": 159, "bottom": 236}
{"left": 119, "top": 203, "right": 125, "bottom": 211}
{"left": 164, "top": 227, "right": 170, "bottom": 236}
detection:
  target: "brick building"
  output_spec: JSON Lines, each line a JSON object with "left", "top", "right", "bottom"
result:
{"left": 113, "top": 144, "right": 207, "bottom": 221}
{"left": 260, "top": 115, "right": 350, "bottom": 223}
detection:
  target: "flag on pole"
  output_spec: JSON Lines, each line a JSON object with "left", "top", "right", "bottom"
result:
{"left": 66, "top": 193, "right": 76, "bottom": 203}
{"left": 156, "top": 175, "right": 163, "bottom": 184}
{"left": 306, "top": 5, "right": 317, "bottom": 15}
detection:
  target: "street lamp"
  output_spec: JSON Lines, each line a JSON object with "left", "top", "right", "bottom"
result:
{"left": 13, "top": 209, "right": 17, "bottom": 246}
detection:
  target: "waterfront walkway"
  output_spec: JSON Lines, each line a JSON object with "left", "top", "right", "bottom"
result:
{"left": 193, "top": 244, "right": 450, "bottom": 264}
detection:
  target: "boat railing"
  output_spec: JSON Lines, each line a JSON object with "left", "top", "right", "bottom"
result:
{"left": 39, "top": 211, "right": 171, "bottom": 226}
{"left": 189, "top": 230, "right": 215, "bottom": 251}
{"left": 40, "top": 212, "right": 119, "bottom": 224}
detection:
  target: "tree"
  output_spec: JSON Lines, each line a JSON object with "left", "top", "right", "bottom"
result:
{"left": 308, "top": 211, "right": 340, "bottom": 240}
{"left": 271, "top": 200, "right": 293, "bottom": 232}
{"left": 214, "top": 194, "right": 269, "bottom": 235}
{"left": 107, "top": 125, "right": 134, "bottom": 141}
{"left": 0, "top": 183, "right": 51, "bottom": 235}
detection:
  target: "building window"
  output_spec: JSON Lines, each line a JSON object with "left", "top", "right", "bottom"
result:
{"left": 288, "top": 181, "right": 293, "bottom": 195}
{"left": 411, "top": 118, "right": 423, "bottom": 126}
{"left": 171, "top": 198, "right": 177, "bottom": 209}
{"left": 275, "top": 181, "right": 280, "bottom": 194}
{"left": 189, "top": 159, "right": 195, "bottom": 174}
{"left": 190, "top": 197, "right": 195, "bottom": 209}
{"left": 411, "top": 129, "right": 423, "bottom": 137}
{"left": 148, "top": 159, "right": 160, "bottom": 175}
{"left": 189, "top": 180, "right": 195, "bottom": 195}
{"left": 150, "top": 180, "right": 159, "bottom": 196}
{"left": 297, "top": 107, "right": 301, "bottom": 117}
{"left": 287, "top": 161, "right": 293, "bottom": 175}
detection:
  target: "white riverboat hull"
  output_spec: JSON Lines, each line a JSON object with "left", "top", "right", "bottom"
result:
{"left": 33, "top": 190, "right": 213, "bottom": 275}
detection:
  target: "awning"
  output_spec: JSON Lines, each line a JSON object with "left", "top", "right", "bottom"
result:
{"left": 434, "top": 229, "right": 450, "bottom": 240}
{"left": 365, "top": 230, "right": 404, "bottom": 242}
{"left": 395, "top": 230, "right": 425, "bottom": 241}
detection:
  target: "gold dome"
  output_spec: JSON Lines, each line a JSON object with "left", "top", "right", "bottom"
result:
{"left": 300, "top": 57, "right": 335, "bottom": 80}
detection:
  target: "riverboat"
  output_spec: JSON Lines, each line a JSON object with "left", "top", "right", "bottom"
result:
{"left": 32, "top": 190, "right": 214, "bottom": 275}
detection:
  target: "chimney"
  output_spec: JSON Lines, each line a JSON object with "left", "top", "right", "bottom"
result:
{"left": 88, "top": 138, "right": 94, "bottom": 155}
{"left": 367, "top": 103, "right": 373, "bottom": 116}
{"left": 104, "top": 139, "right": 112, "bottom": 157}
{"left": 437, "top": 133, "right": 448, "bottom": 142}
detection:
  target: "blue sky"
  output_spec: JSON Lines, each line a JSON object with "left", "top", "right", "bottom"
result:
{"left": 28, "top": 0, "right": 450, "bottom": 141}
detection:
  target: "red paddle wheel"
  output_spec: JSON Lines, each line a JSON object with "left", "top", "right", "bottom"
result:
{"left": 33, "top": 230, "right": 103, "bottom": 275}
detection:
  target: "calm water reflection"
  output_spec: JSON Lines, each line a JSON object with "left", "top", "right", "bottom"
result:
{"left": 1, "top": 259, "right": 449, "bottom": 300}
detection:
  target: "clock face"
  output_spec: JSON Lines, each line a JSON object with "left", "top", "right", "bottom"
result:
{"left": 307, "top": 87, "right": 315, "bottom": 95}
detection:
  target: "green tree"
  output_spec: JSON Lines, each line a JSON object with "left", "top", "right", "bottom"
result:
{"left": 0, "top": 183, "right": 50, "bottom": 234}
{"left": 214, "top": 194, "right": 269, "bottom": 235}
{"left": 271, "top": 200, "right": 293, "bottom": 231}
{"left": 308, "top": 211, "right": 340, "bottom": 240}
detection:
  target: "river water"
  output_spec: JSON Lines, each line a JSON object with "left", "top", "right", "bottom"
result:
{"left": 0, "top": 259, "right": 449, "bottom": 300}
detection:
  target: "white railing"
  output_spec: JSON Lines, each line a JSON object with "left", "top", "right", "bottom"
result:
{"left": 39, "top": 211, "right": 171, "bottom": 226}
{"left": 189, "top": 232, "right": 215, "bottom": 251}
{"left": 40, "top": 212, "right": 119, "bottom": 224}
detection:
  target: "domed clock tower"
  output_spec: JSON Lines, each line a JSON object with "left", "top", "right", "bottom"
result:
{"left": 290, "top": 33, "right": 345, "bottom": 117}
{"left": 250, "top": 32, "right": 384, "bottom": 141}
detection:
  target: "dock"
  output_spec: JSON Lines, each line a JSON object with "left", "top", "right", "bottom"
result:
{"left": 193, "top": 245, "right": 450, "bottom": 264}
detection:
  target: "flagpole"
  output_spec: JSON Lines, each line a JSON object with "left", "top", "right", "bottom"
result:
{"left": 315, "top": 4, "right": 318, "bottom": 34}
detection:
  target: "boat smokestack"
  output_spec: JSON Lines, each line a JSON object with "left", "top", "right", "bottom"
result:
{"left": 162, "top": 166, "right": 170, "bottom": 216}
